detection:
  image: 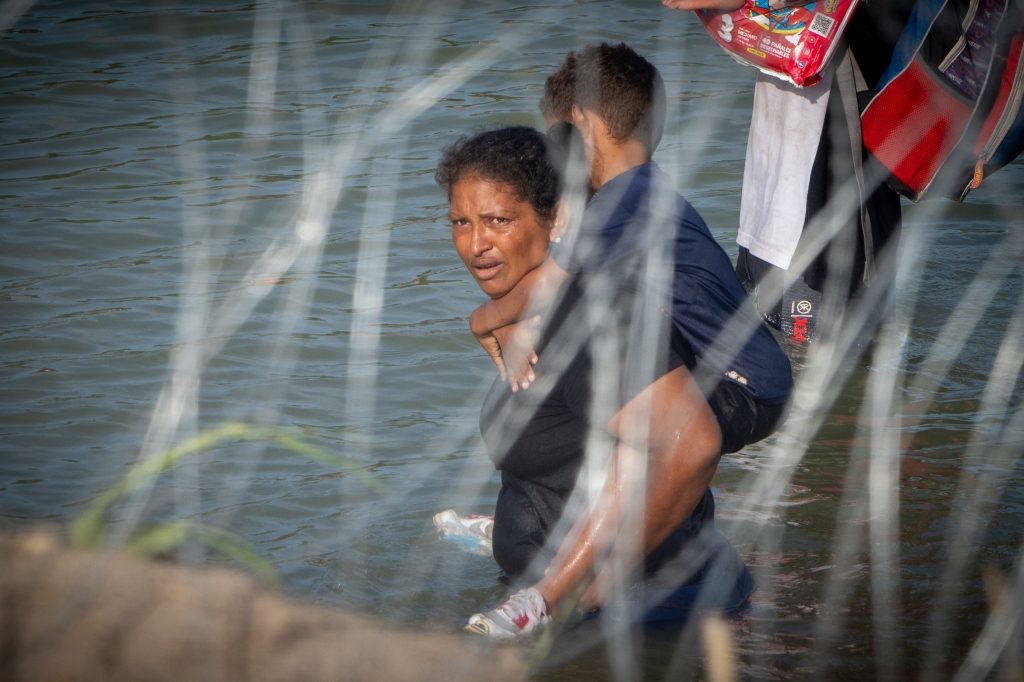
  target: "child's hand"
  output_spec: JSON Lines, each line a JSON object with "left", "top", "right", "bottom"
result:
{"left": 662, "top": 0, "right": 746, "bottom": 10}
{"left": 493, "top": 317, "right": 541, "bottom": 392}
{"left": 475, "top": 330, "right": 508, "bottom": 380}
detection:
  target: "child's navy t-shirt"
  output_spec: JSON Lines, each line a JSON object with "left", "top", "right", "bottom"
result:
{"left": 548, "top": 162, "right": 793, "bottom": 405}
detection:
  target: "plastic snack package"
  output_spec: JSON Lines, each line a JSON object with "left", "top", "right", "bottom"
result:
{"left": 696, "top": 0, "right": 860, "bottom": 87}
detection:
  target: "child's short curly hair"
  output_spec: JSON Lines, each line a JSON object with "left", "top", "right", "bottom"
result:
{"left": 435, "top": 126, "right": 561, "bottom": 219}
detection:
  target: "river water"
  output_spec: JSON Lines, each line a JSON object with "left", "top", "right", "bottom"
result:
{"left": 2, "top": 2, "right": 1023, "bottom": 680}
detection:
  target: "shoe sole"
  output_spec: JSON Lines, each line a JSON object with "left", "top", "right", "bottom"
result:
{"left": 463, "top": 621, "right": 491, "bottom": 636}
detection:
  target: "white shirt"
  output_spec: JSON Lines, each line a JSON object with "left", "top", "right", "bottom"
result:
{"left": 737, "top": 69, "right": 834, "bottom": 270}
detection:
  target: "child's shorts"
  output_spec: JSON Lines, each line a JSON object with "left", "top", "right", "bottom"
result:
{"left": 706, "top": 380, "right": 788, "bottom": 454}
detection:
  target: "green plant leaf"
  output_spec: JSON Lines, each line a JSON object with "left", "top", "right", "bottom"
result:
{"left": 127, "top": 520, "right": 280, "bottom": 588}
{"left": 69, "top": 422, "right": 380, "bottom": 550}
{"left": 70, "top": 423, "right": 251, "bottom": 548}
{"left": 126, "top": 520, "right": 192, "bottom": 556}
{"left": 270, "top": 432, "right": 384, "bottom": 493}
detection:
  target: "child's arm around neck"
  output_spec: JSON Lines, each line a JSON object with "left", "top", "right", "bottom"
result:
{"left": 469, "top": 257, "right": 570, "bottom": 338}
{"left": 470, "top": 257, "right": 571, "bottom": 391}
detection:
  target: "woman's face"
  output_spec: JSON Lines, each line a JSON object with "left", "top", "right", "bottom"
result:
{"left": 449, "top": 174, "right": 552, "bottom": 299}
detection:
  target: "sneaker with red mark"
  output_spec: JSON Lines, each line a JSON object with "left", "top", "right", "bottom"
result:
{"left": 464, "top": 587, "right": 551, "bottom": 639}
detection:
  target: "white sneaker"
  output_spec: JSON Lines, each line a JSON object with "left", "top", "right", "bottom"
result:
{"left": 465, "top": 587, "right": 551, "bottom": 639}
{"left": 432, "top": 509, "right": 493, "bottom": 555}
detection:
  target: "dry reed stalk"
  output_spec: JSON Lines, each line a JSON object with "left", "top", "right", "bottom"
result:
{"left": 701, "top": 611, "right": 737, "bottom": 682}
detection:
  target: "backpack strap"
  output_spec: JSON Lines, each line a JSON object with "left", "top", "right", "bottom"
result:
{"left": 834, "top": 46, "right": 879, "bottom": 284}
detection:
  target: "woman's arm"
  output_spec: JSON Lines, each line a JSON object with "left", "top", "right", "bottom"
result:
{"left": 531, "top": 365, "right": 723, "bottom": 612}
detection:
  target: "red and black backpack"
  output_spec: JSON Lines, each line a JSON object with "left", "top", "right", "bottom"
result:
{"left": 861, "top": 0, "right": 1024, "bottom": 201}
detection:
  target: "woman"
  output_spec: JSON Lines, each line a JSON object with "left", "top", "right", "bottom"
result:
{"left": 436, "top": 125, "right": 753, "bottom": 637}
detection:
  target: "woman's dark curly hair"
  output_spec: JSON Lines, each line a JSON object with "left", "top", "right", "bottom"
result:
{"left": 435, "top": 126, "right": 561, "bottom": 219}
